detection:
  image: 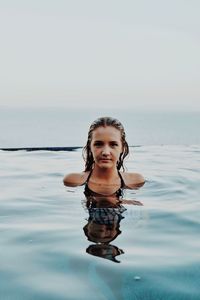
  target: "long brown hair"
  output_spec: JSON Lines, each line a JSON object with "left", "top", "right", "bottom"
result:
{"left": 82, "top": 117, "right": 129, "bottom": 172}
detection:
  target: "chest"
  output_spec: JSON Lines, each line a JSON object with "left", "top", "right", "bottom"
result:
{"left": 86, "top": 181, "right": 122, "bottom": 196}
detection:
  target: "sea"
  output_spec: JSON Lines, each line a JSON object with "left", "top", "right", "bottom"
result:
{"left": 0, "top": 106, "right": 200, "bottom": 299}
{"left": 0, "top": 106, "right": 199, "bottom": 147}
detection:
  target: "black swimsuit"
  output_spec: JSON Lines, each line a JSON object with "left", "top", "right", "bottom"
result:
{"left": 84, "top": 170, "right": 125, "bottom": 198}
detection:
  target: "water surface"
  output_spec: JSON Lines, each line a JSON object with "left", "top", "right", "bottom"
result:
{"left": 0, "top": 145, "right": 199, "bottom": 299}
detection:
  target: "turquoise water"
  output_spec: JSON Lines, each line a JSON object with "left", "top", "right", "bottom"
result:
{"left": 0, "top": 145, "right": 200, "bottom": 299}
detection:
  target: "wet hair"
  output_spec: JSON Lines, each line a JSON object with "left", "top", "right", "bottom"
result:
{"left": 82, "top": 117, "right": 129, "bottom": 172}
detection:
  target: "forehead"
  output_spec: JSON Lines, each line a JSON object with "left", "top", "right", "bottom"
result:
{"left": 91, "top": 126, "right": 121, "bottom": 141}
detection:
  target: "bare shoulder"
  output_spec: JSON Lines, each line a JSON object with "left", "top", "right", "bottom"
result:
{"left": 122, "top": 172, "right": 145, "bottom": 188}
{"left": 63, "top": 172, "right": 89, "bottom": 187}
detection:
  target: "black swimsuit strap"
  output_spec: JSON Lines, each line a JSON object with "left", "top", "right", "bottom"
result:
{"left": 85, "top": 170, "right": 93, "bottom": 184}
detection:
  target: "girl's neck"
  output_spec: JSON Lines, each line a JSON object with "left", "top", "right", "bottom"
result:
{"left": 91, "top": 165, "right": 119, "bottom": 181}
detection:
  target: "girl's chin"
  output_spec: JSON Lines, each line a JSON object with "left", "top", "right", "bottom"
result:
{"left": 97, "top": 162, "right": 114, "bottom": 168}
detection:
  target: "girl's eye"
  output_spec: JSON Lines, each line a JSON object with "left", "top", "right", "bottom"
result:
{"left": 94, "top": 142, "right": 103, "bottom": 147}
{"left": 93, "top": 142, "right": 119, "bottom": 147}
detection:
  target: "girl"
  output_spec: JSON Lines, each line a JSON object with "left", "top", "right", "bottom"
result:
{"left": 63, "top": 116, "right": 145, "bottom": 197}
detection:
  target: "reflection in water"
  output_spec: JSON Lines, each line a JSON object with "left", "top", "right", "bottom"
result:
{"left": 86, "top": 244, "right": 124, "bottom": 263}
{"left": 83, "top": 196, "right": 127, "bottom": 263}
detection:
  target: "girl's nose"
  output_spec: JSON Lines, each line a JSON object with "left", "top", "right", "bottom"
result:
{"left": 102, "top": 146, "right": 110, "bottom": 155}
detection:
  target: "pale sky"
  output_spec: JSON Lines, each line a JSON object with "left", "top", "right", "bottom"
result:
{"left": 0, "top": 0, "right": 200, "bottom": 111}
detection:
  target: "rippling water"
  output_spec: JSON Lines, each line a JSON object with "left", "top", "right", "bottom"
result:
{"left": 0, "top": 145, "right": 200, "bottom": 299}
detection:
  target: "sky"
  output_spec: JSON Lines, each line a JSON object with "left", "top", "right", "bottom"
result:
{"left": 0, "top": 0, "right": 200, "bottom": 111}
